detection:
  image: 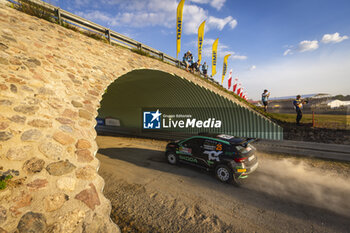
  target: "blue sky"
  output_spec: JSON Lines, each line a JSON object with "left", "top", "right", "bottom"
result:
{"left": 49, "top": 0, "right": 350, "bottom": 100}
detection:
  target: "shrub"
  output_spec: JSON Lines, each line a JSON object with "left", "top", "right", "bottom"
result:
{"left": 0, "top": 175, "right": 13, "bottom": 190}
{"left": 131, "top": 48, "right": 151, "bottom": 57}
{"left": 14, "top": 0, "right": 54, "bottom": 22}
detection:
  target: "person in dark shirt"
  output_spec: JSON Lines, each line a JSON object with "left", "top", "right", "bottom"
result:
{"left": 202, "top": 62, "right": 208, "bottom": 77}
{"left": 293, "top": 95, "right": 308, "bottom": 125}
{"left": 261, "top": 90, "right": 270, "bottom": 112}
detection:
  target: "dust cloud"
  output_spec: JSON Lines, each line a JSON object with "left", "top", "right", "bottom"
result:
{"left": 247, "top": 157, "right": 350, "bottom": 216}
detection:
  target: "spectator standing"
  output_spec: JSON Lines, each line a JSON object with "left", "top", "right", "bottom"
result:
{"left": 202, "top": 62, "right": 208, "bottom": 77}
{"left": 188, "top": 54, "right": 195, "bottom": 73}
{"left": 261, "top": 89, "right": 270, "bottom": 112}
{"left": 182, "top": 51, "right": 190, "bottom": 71}
{"left": 293, "top": 95, "right": 308, "bottom": 125}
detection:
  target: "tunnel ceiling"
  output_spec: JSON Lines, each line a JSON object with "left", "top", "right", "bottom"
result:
{"left": 98, "top": 69, "right": 283, "bottom": 140}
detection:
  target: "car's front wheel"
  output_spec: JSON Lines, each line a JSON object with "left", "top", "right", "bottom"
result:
{"left": 166, "top": 152, "right": 178, "bottom": 165}
{"left": 215, "top": 164, "right": 233, "bottom": 183}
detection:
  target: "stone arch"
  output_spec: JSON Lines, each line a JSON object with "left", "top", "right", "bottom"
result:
{"left": 0, "top": 3, "right": 281, "bottom": 232}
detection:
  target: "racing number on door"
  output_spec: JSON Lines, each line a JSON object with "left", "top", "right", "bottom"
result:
{"left": 216, "top": 144, "right": 222, "bottom": 151}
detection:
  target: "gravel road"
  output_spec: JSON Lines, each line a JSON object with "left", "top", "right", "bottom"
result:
{"left": 96, "top": 136, "right": 350, "bottom": 233}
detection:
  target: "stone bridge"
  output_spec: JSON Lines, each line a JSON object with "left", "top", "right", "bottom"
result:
{"left": 0, "top": 2, "right": 281, "bottom": 232}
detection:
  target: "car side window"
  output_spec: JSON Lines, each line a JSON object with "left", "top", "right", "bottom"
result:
{"left": 203, "top": 139, "right": 217, "bottom": 151}
{"left": 183, "top": 138, "right": 202, "bottom": 148}
{"left": 203, "top": 139, "right": 223, "bottom": 151}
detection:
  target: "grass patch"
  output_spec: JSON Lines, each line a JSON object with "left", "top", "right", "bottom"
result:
{"left": 131, "top": 48, "right": 151, "bottom": 57}
{"left": 14, "top": 0, "right": 55, "bottom": 22}
{"left": 0, "top": 175, "right": 13, "bottom": 190}
{"left": 61, "top": 21, "right": 79, "bottom": 32}
{"left": 270, "top": 113, "right": 350, "bottom": 129}
{"left": 82, "top": 30, "right": 108, "bottom": 42}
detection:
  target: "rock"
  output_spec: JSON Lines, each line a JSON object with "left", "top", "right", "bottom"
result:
{"left": 76, "top": 149, "right": 93, "bottom": 163}
{"left": 14, "top": 193, "right": 32, "bottom": 209}
{"left": 59, "top": 125, "right": 73, "bottom": 133}
{"left": 46, "top": 160, "right": 76, "bottom": 176}
{"left": 53, "top": 132, "right": 75, "bottom": 145}
{"left": 55, "top": 117, "right": 74, "bottom": 125}
{"left": 21, "top": 129, "right": 42, "bottom": 141}
{"left": 8, "top": 115, "right": 26, "bottom": 124}
{"left": 62, "top": 109, "right": 78, "bottom": 119}
{"left": 0, "top": 42, "right": 8, "bottom": 50}
{"left": 78, "top": 109, "right": 93, "bottom": 120}
{"left": 9, "top": 57, "right": 22, "bottom": 65}
{"left": 0, "top": 57, "right": 8, "bottom": 65}
{"left": 17, "top": 212, "right": 47, "bottom": 233}
{"left": 7, "top": 77, "right": 25, "bottom": 84}
{"left": 44, "top": 193, "right": 69, "bottom": 212}
{"left": 46, "top": 209, "right": 85, "bottom": 233}
{"left": 88, "top": 90, "right": 99, "bottom": 96}
{"left": 39, "top": 141, "right": 63, "bottom": 160}
{"left": 0, "top": 84, "right": 7, "bottom": 90}
{"left": 0, "top": 206, "right": 6, "bottom": 224}
{"left": 6, "top": 145, "right": 32, "bottom": 161}
{"left": 23, "top": 58, "right": 41, "bottom": 68}
{"left": 71, "top": 100, "right": 83, "bottom": 108}
{"left": 0, "top": 122, "right": 9, "bottom": 130}
{"left": 21, "top": 85, "right": 34, "bottom": 92}
{"left": 38, "top": 87, "right": 54, "bottom": 95}
{"left": 10, "top": 84, "right": 17, "bottom": 93}
{"left": 75, "top": 165, "right": 96, "bottom": 180}
{"left": 23, "top": 157, "right": 45, "bottom": 174}
{"left": 13, "top": 105, "right": 38, "bottom": 115}
{"left": 75, "top": 139, "right": 91, "bottom": 149}
{"left": 0, "top": 131, "right": 13, "bottom": 141}
{"left": 28, "top": 119, "right": 52, "bottom": 128}
{"left": 75, "top": 183, "right": 100, "bottom": 210}
{"left": 56, "top": 177, "right": 76, "bottom": 191}
{"left": 0, "top": 100, "right": 12, "bottom": 106}
{"left": 27, "top": 179, "right": 48, "bottom": 190}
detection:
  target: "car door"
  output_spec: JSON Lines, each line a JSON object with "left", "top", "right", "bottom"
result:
{"left": 201, "top": 139, "right": 224, "bottom": 167}
{"left": 178, "top": 138, "right": 203, "bottom": 164}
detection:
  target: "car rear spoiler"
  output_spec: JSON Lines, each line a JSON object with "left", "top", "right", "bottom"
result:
{"left": 241, "top": 138, "right": 258, "bottom": 147}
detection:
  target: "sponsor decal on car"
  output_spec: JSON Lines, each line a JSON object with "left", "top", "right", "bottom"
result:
{"left": 179, "top": 155, "right": 198, "bottom": 163}
{"left": 177, "top": 146, "right": 192, "bottom": 155}
{"left": 204, "top": 150, "right": 223, "bottom": 161}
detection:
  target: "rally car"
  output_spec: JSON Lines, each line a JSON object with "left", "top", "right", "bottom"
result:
{"left": 165, "top": 134, "right": 258, "bottom": 186}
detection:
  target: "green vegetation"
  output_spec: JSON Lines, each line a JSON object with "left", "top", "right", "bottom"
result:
{"left": 0, "top": 175, "right": 13, "bottom": 190}
{"left": 131, "top": 48, "right": 151, "bottom": 57}
{"left": 61, "top": 21, "right": 79, "bottom": 32}
{"left": 82, "top": 30, "right": 108, "bottom": 42}
{"left": 14, "top": 0, "right": 54, "bottom": 22}
{"left": 270, "top": 113, "right": 350, "bottom": 129}
{"left": 333, "top": 94, "right": 350, "bottom": 101}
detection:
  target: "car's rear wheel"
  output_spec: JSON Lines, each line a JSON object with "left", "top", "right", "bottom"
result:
{"left": 166, "top": 152, "right": 178, "bottom": 165}
{"left": 215, "top": 165, "right": 233, "bottom": 183}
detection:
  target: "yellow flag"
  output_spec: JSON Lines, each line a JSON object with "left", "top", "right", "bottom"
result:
{"left": 176, "top": 0, "right": 185, "bottom": 58}
{"left": 212, "top": 38, "right": 219, "bottom": 77}
{"left": 198, "top": 20, "right": 205, "bottom": 64}
{"left": 221, "top": 54, "right": 231, "bottom": 84}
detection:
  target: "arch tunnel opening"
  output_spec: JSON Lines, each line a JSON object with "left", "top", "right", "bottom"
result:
{"left": 97, "top": 69, "right": 283, "bottom": 140}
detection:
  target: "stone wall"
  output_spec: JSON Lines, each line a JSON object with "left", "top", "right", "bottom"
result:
{"left": 0, "top": 3, "right": 257, "bottom": 232}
